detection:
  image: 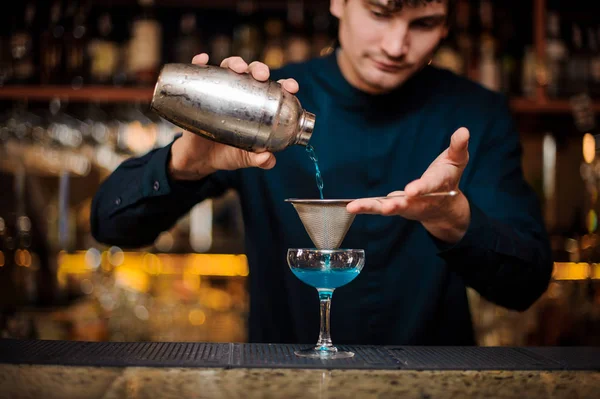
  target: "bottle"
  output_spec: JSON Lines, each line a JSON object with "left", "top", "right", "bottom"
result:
{"left": 454, "top": 0, "right": 474, "bottom": 77}
{"left": 521, "top": 46, "right": 537, "bottom": 98}
{"left": 566, "top": 24, "right": 589, "bottom": 96}
{"left": 173, "top": 12, "right": 202, "bottom": 64}
{"left": 150, "top": 63, "right": 315, "bottom": 152}
{"left": 496, "top": 2, "right": 519, "bottom": 95}
{"left": 432, "top": 0, "right": 466, "bottom": 75}
{"left": 261, "top": 18, "right": 285, "bottom": 69}
{"left": 476, "top": 0, "right": 500, "bottom": 91}
{"left": 588, "top": 26, "right": 600, "bottom": 98}
{"left": 546, "top": 11, "right": 567, "bottom": 98}
{"left": 39, "top": 0, "right": 65, "bottom": 84}
{"left": 285, "top": 0, "right": 311, "bottom": 65}
{"left": 10, "top": 2, "right": 37, "bottom": 83}
{"left": 210, "top": 33, "right": 232, "bottom": 67}
{"left": 232, "top": 0, "right": 261, "bottom": 63}
{"left": 209, "top": 9, "right": 233, "bottom": 66}
{"left": 64, "top": 0, "right": 89, "bottom": 88}
{"left": 87, "top": 12, "right": 119, "bottom": 84}
{"left": 127, "top": 0, "right": 162, "bottom": 85}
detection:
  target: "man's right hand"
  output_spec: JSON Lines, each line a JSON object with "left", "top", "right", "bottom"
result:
{"left": 168, "top": 53, "right": 299, "bottom": 181}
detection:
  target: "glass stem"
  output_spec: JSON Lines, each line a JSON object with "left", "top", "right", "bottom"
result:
{"left": 316, "top": 289, "right": 334, "bottom": 349}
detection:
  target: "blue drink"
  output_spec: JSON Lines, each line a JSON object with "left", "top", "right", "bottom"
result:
{"left": 292, "top": 268, "right": 361, "bottom": 289}
{"left": 306, "top": 144, "right": 324, "bottom": 199}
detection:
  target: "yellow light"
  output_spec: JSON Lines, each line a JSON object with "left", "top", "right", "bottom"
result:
{"left": 56, "top": 251, "right": 249, "bottom": 290}
{"left": 188, "top": 309, "right": 206, "bottom": 325}
{"left": 553, "top": 262, "right": 590, "bottom": 280}
{"left": 114, "top": 266, "right": 149, "bottom": 292}
{"left": 592, "top": 264, "right": 600, "bottom": 279}
{"left": 583, "top": 133, "right": 596, "bottom": 163}
{"left": 57, "top": 250, "right": 94, "bottom": 288}
{"left": 186, "top": 254, "right": 249, "bottom": 276}
{"left": 143, "top": 253, "right": 162, "bottom": 275}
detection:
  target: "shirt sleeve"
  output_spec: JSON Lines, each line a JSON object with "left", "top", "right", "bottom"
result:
{"left": 90, "top": 136, "right": 235, "bottom": 248}
{"left": 433, "top": 95, "right": 554, "bottom": 311}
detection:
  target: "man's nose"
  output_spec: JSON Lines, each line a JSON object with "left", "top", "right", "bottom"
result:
{"left": 381, "top": 21, "right": 409, "bottom": 59}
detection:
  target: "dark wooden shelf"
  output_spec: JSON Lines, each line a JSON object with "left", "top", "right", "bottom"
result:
{"left": 1, "top": 85, "right": 599, "bottom": 113}
{"left": 0, "top": 85, "right": 154, "bottom": 103}
{"left": 509, "top": 98, "right": 600, "bottom": 114}
{"left": 94, "top": 0, "right": 329, "bottom": 9}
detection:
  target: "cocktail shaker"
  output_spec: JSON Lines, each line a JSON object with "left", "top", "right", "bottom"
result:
{"left": 150, "top": 63, "right": 315, "bottom": 152}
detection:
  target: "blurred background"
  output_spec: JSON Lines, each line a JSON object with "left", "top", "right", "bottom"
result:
{"left": 0, "top": 0, "right": 599, "bottom": 347}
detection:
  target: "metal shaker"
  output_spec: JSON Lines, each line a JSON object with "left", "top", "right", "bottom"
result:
{"left": 150, "top": 63, "right": 315, "bottom": 152}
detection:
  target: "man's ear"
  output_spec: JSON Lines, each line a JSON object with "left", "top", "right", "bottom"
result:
{"left": 330, "top": 0, "right": 346, "bottom": 19}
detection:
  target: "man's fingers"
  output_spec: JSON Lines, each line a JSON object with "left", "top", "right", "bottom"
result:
{"left": 192, "top": 53, "right": 209, "bottom": 65}
{"left": 447, "top": 127, "right": 470, "bottom": 166}
{"left": 248, "top": 61, "right": 270, "bottom": 81}
{"left": 347, "top": 199, "right": 383, "bottom": 214}
{"left": 221, "top": 56, "right": 249, "bottom": 73}
{"left": 404, "top": 179, "right": 436, "bottom": 197}
{"left": 248, "top": 152, "right": 277, "bottom": 170}
{"left": 347, "top": 197, "right": 407, "bottom": 215}
{"left": 277, "top": 78, "right": 300, "bottom": 94}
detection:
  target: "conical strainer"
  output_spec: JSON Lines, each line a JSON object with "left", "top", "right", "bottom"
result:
{"left": 285, "top": 199, "right": 356, "bottom": 249}
{"left": 285, "top": 191, "right": 458, "bottom": 249}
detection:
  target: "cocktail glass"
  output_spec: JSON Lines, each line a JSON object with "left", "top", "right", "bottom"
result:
{"left": 287, "top": 248, "right": 365, "bottom": 359}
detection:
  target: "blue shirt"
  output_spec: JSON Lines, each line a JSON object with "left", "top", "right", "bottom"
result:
{"left": 91, "top": 52, "right": 553, "bottom": 345}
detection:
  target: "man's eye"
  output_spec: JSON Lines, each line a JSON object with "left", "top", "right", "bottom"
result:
{"left": 412, "top": 20, "right": 438, "bottom": 29}
{"left": 370, "top": 10, "right": 391, "bottom": 19}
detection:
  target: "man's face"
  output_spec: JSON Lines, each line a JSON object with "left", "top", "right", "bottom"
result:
{"left": 330, "top": 0, "right": 449, "bottom": 94}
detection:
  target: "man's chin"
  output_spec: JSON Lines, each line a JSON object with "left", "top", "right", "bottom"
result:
{"left": 362, "top": 74, "right": 408, "bottom": 94}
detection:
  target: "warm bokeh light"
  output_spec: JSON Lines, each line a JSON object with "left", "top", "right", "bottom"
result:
{"left": 583, "top": 133, "right": 596, "bottom": 164}
{"left": 588, "top": 210, "right": 598, "bottom": 233}
{"left": 57, "top": 251, "right": 250, "bottom": 292}
{"left": 15, "top": 249, "right": 32, "bottom": 267}
{"left": 553, "top": 262, "right": 600, "bottom": 280}
{"left": 188, "top": 309, "right": 206, "bottom": 325}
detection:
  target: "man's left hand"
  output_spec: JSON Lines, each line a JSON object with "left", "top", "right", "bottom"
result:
{"left": 347, "top": 127, "right": 471, "bottom": 244}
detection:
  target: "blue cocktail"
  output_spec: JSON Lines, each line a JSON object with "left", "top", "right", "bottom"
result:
{"left": 287, "top": 248, "right": 365, "bottom": 359}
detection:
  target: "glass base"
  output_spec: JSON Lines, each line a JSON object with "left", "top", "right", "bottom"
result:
{"left": 294, "top": 346, "right": 355, "bottom": 359}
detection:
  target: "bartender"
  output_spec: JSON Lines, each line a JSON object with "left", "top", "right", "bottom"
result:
{"left": 91, "top": 0, "right": 553, "bottom": 345}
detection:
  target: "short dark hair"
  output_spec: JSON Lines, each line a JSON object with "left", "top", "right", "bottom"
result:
{"left": 355, "top": 0, "right": 456, "bottom": 24}
{"left": 332, "top": 0, "right": 456, "bottom": 49}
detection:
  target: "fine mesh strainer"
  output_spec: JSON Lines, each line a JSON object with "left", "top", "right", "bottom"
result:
{"left": 285, "top": 199, "right": 356, "bottom": 250}
{"left": 285, "top": 191, "right": 457, "bottom": 249}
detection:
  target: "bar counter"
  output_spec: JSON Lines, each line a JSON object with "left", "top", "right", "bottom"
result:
{"left": 1, "top": 340, "right": 599, "bottom": 398}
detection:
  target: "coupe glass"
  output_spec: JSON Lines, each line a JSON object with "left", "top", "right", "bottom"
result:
{"left": 287, "top": 248, "right": 365, "bottom": 359}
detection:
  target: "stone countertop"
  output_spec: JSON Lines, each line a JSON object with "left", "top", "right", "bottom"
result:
{"left": 1, "top": 365, "right": 599, "bottom": 399}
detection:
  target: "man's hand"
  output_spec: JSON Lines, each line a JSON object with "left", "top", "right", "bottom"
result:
{"left": 169, "top": 53, "right": 300, "bottom": 181}
{"left": 347, "top": 127, "right": 471, "bottom": 244}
